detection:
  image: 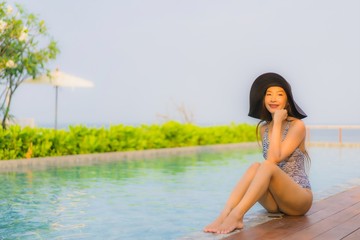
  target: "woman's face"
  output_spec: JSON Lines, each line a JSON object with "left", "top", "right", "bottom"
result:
{"left": 264, "top": 86, "right": 288, "bottom": 115}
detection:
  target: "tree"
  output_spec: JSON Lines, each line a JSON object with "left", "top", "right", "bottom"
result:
{"left": 0, "top": 2, "right": 59, "bottom": 129}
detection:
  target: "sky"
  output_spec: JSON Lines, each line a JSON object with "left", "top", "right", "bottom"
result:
{"left": 6, "top": 0, "right": 360, "bottom": 127}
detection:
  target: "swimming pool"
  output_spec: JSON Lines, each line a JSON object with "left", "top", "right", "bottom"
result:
{"left": 0, "top": 146, "right": 359, "bottom": 239}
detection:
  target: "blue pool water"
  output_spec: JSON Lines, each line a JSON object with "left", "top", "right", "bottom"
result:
{"left": 0, "top": 146, "right": 360, "bottom": 240}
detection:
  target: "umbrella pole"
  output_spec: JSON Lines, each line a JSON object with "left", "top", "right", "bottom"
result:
{"left": 55, "top": 86, "right": 58, "bottom": 130}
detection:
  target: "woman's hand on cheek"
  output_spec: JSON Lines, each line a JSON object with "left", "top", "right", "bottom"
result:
{"left": 273, "top": 109, "right": 288, "bottom": 123}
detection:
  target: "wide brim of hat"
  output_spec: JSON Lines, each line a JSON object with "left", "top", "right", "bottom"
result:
{"left": 248, "top": 73, "right": 307, "bottom": 120}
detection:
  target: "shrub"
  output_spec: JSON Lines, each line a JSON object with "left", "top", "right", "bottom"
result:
{"left": 0, "top": 121, "right": 256, "bottom": 160}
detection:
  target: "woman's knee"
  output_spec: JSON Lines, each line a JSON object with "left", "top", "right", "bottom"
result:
{"left": 262, "top": 160, "right": 277, "bottom": 168}
{"left": 251, "top": 162, "right": 261, "bottom": 168}
{"left": 244, "top": 162, "right": 261, "bottom": 176}
{"left": 259, "top": 160, "right": 279, "bottom": 173}
{"left": 248, "top": 162, "right": 261, "bottom": 171}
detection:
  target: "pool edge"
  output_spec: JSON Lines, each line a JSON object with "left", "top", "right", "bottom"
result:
{"left": 0, "top": 142, "right": 259, "bottom": 173}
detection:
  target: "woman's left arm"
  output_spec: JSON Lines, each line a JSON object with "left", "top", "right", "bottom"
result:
{"left": 267, "top": 118, "right": 306, "bottom": 163}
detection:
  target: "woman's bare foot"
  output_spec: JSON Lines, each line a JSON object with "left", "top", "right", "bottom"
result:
{"left": 216, "top": 213, "right": 244, "bottom": 234}
{"left": 203, "top": 211, "right": 229, "bottom": 233}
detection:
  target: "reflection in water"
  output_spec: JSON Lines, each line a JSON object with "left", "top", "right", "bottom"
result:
{"left": 0, "top": 147, "right": 359, "bottom": 239}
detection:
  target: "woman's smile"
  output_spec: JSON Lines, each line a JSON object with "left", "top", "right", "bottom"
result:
{"left": 269, "top": 104, "right": 280, "bottom": 109}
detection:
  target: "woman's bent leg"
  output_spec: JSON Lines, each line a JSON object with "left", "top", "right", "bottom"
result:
{"left": 203, "top": 162, "right": 261, "bottom": 232}
{"left": 216, "top": 161, "right": 313, "bottom": 234}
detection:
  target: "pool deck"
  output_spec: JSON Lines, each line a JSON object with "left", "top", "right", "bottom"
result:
{"left": 223, "top": 185, "right": 360, "bottom": 240}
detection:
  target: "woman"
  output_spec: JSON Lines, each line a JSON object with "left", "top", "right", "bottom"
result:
{"left": 204, "top": 72, "right": 312, "bottom": 234}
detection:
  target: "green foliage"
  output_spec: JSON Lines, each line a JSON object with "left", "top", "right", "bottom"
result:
{"left": 0, "top": 121, "right": 257, "bottom": 160}
{"left": 0, "top": 2, "right": 59, "bottom": 128}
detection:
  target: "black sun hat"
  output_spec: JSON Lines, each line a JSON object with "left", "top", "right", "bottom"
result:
{"left": 248, "top": 72, "right": 307, "bottom": 120}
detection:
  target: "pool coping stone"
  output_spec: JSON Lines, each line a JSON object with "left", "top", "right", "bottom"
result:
{"left": 0, "top": 142, "right": 259, "bottom": 173}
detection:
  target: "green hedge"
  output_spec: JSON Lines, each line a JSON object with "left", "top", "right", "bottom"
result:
{"left": 0, "top": 121, "right": 257, "bottom": 160}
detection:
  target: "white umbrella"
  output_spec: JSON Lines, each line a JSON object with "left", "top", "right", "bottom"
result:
{"left": 24, "top": 68, "right": 94, "bottom": 129}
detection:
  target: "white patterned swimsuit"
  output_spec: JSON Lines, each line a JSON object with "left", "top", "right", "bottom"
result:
{"left": 262, "top": 121, "right": 311, "bottom": 189}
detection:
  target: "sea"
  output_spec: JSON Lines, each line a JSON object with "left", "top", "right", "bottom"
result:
{"left": 307, "top": 128, "right": 360, "bottom": 143}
